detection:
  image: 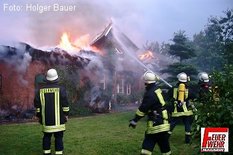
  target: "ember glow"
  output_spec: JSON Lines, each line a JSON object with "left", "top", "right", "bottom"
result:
{"left": 74, "top": 34, "right": 90, "bottom": 49}
{"left": 138, "top": 50, "right": 155, "bottom": 60}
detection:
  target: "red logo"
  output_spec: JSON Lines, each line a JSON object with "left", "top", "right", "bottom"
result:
{"left": 201, "top": 128, "right": 229, "bottom": 152}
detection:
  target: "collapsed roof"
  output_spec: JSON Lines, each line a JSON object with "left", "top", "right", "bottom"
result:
{"left": 0, "top": 42, "right": 90, "bottom": 68}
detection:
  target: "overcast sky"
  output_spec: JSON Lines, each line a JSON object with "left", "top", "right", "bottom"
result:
{"left": 0, "top": 0, "right": 232, "bottom": 48}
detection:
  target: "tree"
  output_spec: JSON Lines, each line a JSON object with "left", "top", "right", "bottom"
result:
{"left": 169, "top": 31, "right": 196, "bottom": 62}
{"left": 162, "top": 62, "right": 197, "bottom": 82}
{"left": 162, "top": 31, "right": 197, "bottom": 84}
{"left": 210, "top": 9, "right": 233, "bottom": 65}
{"left": 192, "top": 9, "right": 233, "bottom": 72}
{"left": 192, "top": 29, "right": 224, "bottom": 72}
{"left": 160, "top": 42, "right": 172, "bottom": 56}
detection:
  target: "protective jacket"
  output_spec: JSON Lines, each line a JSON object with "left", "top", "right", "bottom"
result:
{"left": 134, "top": 83, "right": 170, "bottom": 134}
{"left": 198, "top": 82, "right": 211, "bottom": 102}
{"left": 170, "top": 82, "right": 193, "bottom": 117}
{"left": 34, "top": 81, "right": 69, "bottom": 133}
{"left": 198, "top": 82, "right": 219, "bottom": 102}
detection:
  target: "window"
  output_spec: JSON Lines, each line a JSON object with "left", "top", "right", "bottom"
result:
{"left": 99, "top": 74, "right": 106, "bottom": 90}
{"left": 117, "top": 79, "right": 124, "bottom": 94}
{"left": 126, "top": 84, "right": 131, "bottom": 95}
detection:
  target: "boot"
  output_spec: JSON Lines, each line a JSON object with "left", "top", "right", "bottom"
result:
{"left": 185, "top": 134, "right": 191, "bottom": 144}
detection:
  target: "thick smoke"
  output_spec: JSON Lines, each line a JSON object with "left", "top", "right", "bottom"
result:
{"left": 0, "top": 43, "right": 31, "bottom": 71}
{"left": 0, "top": 0, "right": 231, "bottom": 47}
{"left": 26, "top": 0, "right": 108, "bottom": 46}
{"left": 0, "top": 0, "right": 147, "bottom": 47}
{"left": 0, "top": 42, "right": 92, "bottom": 86}
{"left": 79, "top": 52, "right": 104, "bottom": 72}
{"left": 0, "top": 43, "right": 32, "bottom": 85}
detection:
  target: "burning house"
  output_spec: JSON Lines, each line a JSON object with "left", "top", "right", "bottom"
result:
{"left": 0, "top": 22, "right": 148, "bottom": 121}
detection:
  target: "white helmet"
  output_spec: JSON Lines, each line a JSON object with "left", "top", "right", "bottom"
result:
{"left": 177, "top": 72, "right": 188, "bottom": 82}
{"left": 46, "top": 69, "right": 58, "bottom": 81}
{"left": 143, "top": 71, "right": 159, "bottom": 84}
{"left": 198, "top": 72, "right": 209, "bottom": 82}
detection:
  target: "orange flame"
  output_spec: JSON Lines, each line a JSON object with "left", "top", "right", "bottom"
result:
{"left": 59, "top": 32, "right": 76, "bottom": 51}
{"left": 74, "top": 34, "right": 90, "bottom": 49}
{"left": 139, "top": 50, "right": 155, "bottom": 60}
{"left": 59, "top": 32, "right": 103, "bottom": 55}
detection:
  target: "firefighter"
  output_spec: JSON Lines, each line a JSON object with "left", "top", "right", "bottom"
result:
{"left": 168, "top": 72, "right": 194, "bottom": 144}
{"left": 34, "top": 68, "right": 69, "bottom": 155}
{"left": 197, "top": 72, "right": 211, "bottom": 101}
{"left": 129, "top": 71, "right": 171, "bottom": 155}
{"left": 198, "top": 72, "right": 219, "bottom": 102}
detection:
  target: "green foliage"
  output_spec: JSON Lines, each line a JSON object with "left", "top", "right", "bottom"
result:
{"left": 69, "top": 103, "right": 92, "bottom": 116}
{"left": 169, "top": 31, "right": 196, "bottom": 62}
{"left": 217, "top": 9, "right": 233, "bottom": 65}
{"left": 162, "top": 31, "right": 197, "bottom": 84}
{"left": 0, "top": 112, "right": 199, "bottom": 155}
{"left": 192, "top": 30, "right": 224, "bottom": 72}
{"left": 162, "top": 62, "right": 198, "bottom": 83}
{"left": 192, "top": 9, "right": 233, "bottom": 72}
{"left": 192, "top": 65, "right": 233, "bottom": 153}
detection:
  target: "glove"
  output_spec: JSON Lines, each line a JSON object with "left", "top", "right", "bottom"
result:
{"left": 129, "top": 119, "right": 137, "bottom": 129}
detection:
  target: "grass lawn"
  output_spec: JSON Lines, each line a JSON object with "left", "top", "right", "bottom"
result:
{"left": 0, "top": 112, "right": 199, "bottom": 155}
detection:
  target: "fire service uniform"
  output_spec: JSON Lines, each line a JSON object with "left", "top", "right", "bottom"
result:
{"left": 197, "top": 72, "right": 211, "bottom": 102}
{"left": 34, "top": 69, "right": 69, "bottom": 155}
{"left": 129, "top": 71, "right": 171, "bottom": 155}
{"left": 197, "top": 72, "right": 219, "bottom": 102}
{"left": 168, "top": 72, "right": 195, "bottom": 144}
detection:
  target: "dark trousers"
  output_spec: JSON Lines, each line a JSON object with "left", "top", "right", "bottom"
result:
{"left": 43, "top": 131, "right": 64, "bottom": 154}
{"left": 141, "top": 131, "right": 171, "bottom": 154}
{"left": 170, "top": 116, "right": 193, "bottom": 143}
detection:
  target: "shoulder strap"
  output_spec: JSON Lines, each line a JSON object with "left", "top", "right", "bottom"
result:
{"left": 154, "top": 88, "right": 166, "bottom": 106}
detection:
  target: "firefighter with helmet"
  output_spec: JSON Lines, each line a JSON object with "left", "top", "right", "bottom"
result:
{"left": 129, "top": 71, "right": 171, "bottom": 155}
{"left": 198, "top": 72, "right": 211, "bottom": 102}
{"left": 34, "top": 68, "right": 69, "bottom": 155}
{"left": 167, "top": 72, "right": 195, "bottom": 144}
{"left": 198, "top": 72, "right": 209, "bottom": 83}
{"left": 198, "top": 72, "right": 219, "bottom": 102}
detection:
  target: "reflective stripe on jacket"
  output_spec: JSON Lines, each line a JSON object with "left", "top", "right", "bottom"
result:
{"left": 135, "top": 84, "right": 170, "bottom": 134}
{"left": 34, "top": 82, "right": 69, "bottom": 133}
